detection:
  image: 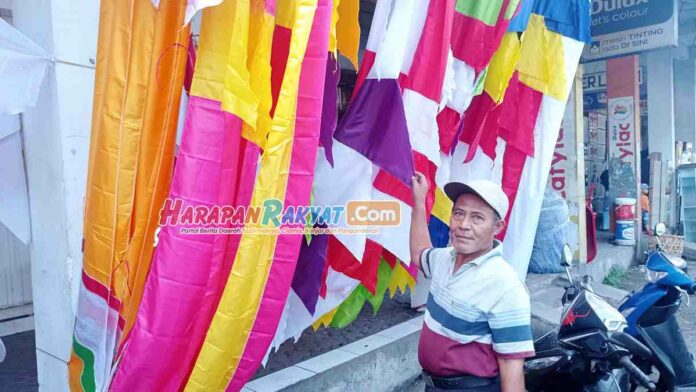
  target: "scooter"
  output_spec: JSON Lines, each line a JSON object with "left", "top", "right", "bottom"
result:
{"left": 619, "top": 223, "right": 696, "bottom": 391}
{"left": 525, "top": 244, "right": 657, "bottom": 391}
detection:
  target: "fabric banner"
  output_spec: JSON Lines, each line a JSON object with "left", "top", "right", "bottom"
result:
{"left": 184, "top": 1, "right": 330, "bottom": 390}
{"left": 76, "top": 1, "right": 590, "bottom": 390}
{"left": 70, "top": 1, "right": 189, "bottom": 391}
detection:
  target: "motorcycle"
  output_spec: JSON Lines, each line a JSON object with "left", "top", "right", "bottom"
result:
{"left": 525, "top": 244, "right": 657, "bottom": 392}
{"left": 0, "top": 336, "right": 5, "bottom": 363}
{"left": 619, "top": 223, "right": 696, "bottom": 391}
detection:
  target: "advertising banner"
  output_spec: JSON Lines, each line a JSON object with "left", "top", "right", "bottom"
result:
{"left": 606, "top": 56, "right": 640, "bottom": 198}
{"left": 607, "top": 96, "right": 637, "bottom": 171}
{"left": 550, "top": 89, "right": 581, "bottom": 260}
{"left": 583, "top": 0, "right": 677, "bottom": 61}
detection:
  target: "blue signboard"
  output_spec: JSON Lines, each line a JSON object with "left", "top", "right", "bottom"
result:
{"left": 583, "top": 0, "right": 677, "bottom": 61}
{"left": 591, "top": 0, "right": 674, "bottom": 36}
{"left": 584, "top": 91, "right": 608, "bottom": 110}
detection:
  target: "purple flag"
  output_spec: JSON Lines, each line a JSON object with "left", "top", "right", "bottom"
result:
{"left": 291, "top": 228, "right": 329, "bottom": 314}
{"left": 320, "top": 54, "right": 340, "bottom": 166}
{"left": 334, "top": 78, "right": 414, "bottom": 186}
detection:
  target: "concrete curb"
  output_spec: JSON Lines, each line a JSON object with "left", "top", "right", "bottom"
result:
{"left": 245, "top": 316, "right": 425, "bottom": 392}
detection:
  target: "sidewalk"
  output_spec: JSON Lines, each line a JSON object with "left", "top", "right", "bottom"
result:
{"left": 0, "top": 331, "right": 37, "bottom": 392}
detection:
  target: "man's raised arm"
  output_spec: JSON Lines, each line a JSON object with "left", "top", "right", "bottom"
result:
{"left": 410, "top": 172, "right": 433, "bottom": 270}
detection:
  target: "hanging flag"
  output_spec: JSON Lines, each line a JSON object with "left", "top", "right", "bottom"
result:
{"left": 119, "top": 5, "right": 192, "bottom": 343}
{"left": 451, "top": 0, "right": 520, "bottom": 73}
{"left": 501, "top": 10, "right": 586, "bottom": 278}
{"left": 270, "top": 0, "right": 524, "bottom": 352}
{"left": 69, "top": 1, "right": 189, "bottom": 391}
{"left": 507, "top": 0, "right": 534, "bottom": 32}
{"left": 449, "top": 3, "right": 587, "bottom": 277}
{"left": 517, "top": 14, "right": 567, "bottom": 100}
{"left": 319, "top": 54, "right": 340, "bottom": 165}
{"left": 484, "top": 33, "right": 521, "bottom": 104}
{"left": 108, "top": 2, "right": 247, "bottom": 391}
{"left": 291, "top": 228, "right": 329, "bottom": 314}
{"left": 185, "top": 1, "right": 331, "bottom": 390}
{"left": 532, "top": 0, "right": 591, "bottom": 44}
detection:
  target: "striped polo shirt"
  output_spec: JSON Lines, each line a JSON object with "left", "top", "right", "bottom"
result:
{"left": 418, "top": 241, "right": 535, "bottom": 377}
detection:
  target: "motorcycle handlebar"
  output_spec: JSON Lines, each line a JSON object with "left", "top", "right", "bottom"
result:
{"left": 618, "top": 356, "right": 656, "bottom": 391}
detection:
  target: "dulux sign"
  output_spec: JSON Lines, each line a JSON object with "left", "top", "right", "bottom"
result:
{"left": 583, "top": 0, "right": 677, "bottom": 62}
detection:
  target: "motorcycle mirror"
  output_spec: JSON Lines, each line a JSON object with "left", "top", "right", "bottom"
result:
{"left": 581, "top": 275, "right": 594, "bottom": 292}
{"left": 561, "top": 244, "right": 573, "bottom": 267}
{"left": 654, "top": 223, "right": 666, "bottom": 236}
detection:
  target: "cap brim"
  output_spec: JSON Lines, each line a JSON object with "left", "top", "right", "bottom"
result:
{"left": 444, "top": 181, "right": 504, "bottom": 218}
{"left": 444, "top": 182, "right": 477, "bottom": 204}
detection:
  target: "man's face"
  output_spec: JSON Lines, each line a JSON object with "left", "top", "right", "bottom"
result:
{"left": 449, "top": 193, "right": 504, "bottom": 255}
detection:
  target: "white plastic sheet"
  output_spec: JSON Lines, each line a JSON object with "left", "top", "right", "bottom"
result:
{"left": 0, "top": 126, "right": 31, "bottom": 244}
{"left": 0, "top": 18, "right": 51, "bottom": 115}
{"left": 0, "top": 18, "right": 50, "bottom": 243}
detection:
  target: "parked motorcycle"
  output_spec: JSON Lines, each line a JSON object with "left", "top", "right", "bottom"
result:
{"left": 525, "top": 244, "right": 656, "bottom": 392}
{"left": 0, "top": 336, "right": 5, "bottom": 363}
{"left": 619, "top": 223, "right": 696, "bottom": 391}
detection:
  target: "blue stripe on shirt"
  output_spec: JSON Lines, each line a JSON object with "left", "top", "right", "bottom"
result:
{"left": 427, "top": 294, "right": 490, "bottom": 336}
{"left": 491, "top": 324, "right": 533, "bottom": 343}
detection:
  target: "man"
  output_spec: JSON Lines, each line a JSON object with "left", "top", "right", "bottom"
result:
{"left": 640, "top": 183, "right": 650, "bottom": 232}
{"left": 410, "top": 173, "right": 535, "bottom": 392}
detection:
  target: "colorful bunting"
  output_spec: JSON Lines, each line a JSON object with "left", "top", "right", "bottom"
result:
{"left": 74, "top": 0, "right": 590, "bottom": 389}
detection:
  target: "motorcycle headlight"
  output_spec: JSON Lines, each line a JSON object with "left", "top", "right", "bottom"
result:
{"left": 666, "top": 255, "right": 687, "bottom": 269}
{"left": 585, "top": 291, "right": 628, "bottom": 332}
{"left": 646, "top": 268, "right": 668, "bottom": 283}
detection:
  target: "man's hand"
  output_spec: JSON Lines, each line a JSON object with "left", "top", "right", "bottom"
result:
{"left": 410, "top": 171, "right": 432, "bottom": 270}
{"left": 497, "top": 357, "right": 525, "bottom": 392}
{"left": 411, "top": 172, "right": 429, "bottom": 208}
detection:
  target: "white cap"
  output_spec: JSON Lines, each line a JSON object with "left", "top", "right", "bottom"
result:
{"left": 444, "top": 179, "right": 509, "bottom": 219}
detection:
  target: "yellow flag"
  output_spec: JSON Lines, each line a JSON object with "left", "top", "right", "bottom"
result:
{"left": 518, "top": 14, "right": 566, "bottom": 100}
{"left": 484, "top": 32, "right": 521, "bottom": 103}
{"left": 336, "top": 0, "right": 360, "bottom": 69}
{"left": 312, "top": 308, "right": 339, "bottom": 330}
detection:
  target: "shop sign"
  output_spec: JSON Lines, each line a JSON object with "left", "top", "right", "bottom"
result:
{"left": 582, "top": 0, "right": 677, "bottom": 61}
{"left": 582, "top": 66, "right": 646, "bottom": 110}
{"left": 607, "top": 96, "right": 637, "bottom": 171}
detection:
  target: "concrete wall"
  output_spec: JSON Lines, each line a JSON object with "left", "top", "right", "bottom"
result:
{"left": 11, "top": 0, "right": 98, "bottom": 389}
{"left": 674, "top": 60, "right": 696, "bottom": 145}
